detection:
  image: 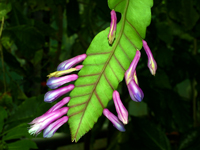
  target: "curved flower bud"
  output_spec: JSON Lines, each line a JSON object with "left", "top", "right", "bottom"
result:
{"left": 103, "top": 109, "right": 125, "bottom": 132}
{"left": 57, "top": 54, "right": 87, "bottom": 71}
{"left": 127, "top": 80, "right": 144, "bottom": 102}
{"left": 28, "top": 107, "right": 68, "bottom": 136}
{"left": 113, "top": 91, "right": 128, "bottom": 124}
{"left": 47, "top": 74, "right": 78, "bottom": 89}
{"left": 30, "top": 97, "right": 70, "bottom": 125}
{"left": 44, "top": 85, "right": 74, "bottom": 103}
{"left": 46, "top": 97, "right": 70, "bottom": 113}
{"left": 47, "top": 65, "right": 83, "bottom": 78}
{"left": 43, "top": 116, "right": 69, "bottom": 138}
{"left": 108, "top": 10, "right": 117, "bottom": 45}
{"left": 142, "top": 40, "right": 157, "bottom": 76}
{"left": 125, "top": 50, "right": 141, "bottom": 84}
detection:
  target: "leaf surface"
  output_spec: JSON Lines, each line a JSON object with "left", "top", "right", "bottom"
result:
{"left": 68, "top": 0, "right": 153, "bottom": 142}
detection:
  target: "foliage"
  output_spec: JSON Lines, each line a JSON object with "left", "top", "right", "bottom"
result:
{"left": 0, "top": 0, "right": 200, "bottom": 149}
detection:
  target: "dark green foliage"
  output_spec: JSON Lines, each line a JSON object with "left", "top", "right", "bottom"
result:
{"left": 0, "top": 0, "right": 200, "bottom": 149}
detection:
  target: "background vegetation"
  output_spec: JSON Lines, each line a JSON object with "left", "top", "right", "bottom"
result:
{"left": 0, "top": 0, "right": 200, "bottom": 149}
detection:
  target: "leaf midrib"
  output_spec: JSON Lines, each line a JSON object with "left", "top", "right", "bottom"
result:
{"left": 71, "top": 0, "right": 130, "bottom": 141}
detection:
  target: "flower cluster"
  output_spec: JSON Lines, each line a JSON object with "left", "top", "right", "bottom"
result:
{"left": 28, "top": 54, "right": 87, "bottom": 137}
{"left": 104, "top": 42, "right": 157, "bottom": 131}
{"left": 104, "top": 11, "right": 157, "bottom": 132}
{"left": 28, "top": 9, "right": 157, "bottom": 137}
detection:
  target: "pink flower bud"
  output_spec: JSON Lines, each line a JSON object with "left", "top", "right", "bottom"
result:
{"left": 44, "top": 85, "right": 74, "bottom": 103}
{"left": 142, "top": 40, "right": 157, "bottom": 75}
{"left": 43, "top": 116, "right": 69, "bottom": 138}
{"left": 127, "top": 80, "right": 144, "bottom": 102}
{"left": 108, "top": 10, "right": 117, "bottom": 45}
{"left": 125, "top": 50, "right": 141, "bottom": 85}
{"left": 47, "top": 74, "right": 78, "bottom": 89}
{"left": 28, "top": 107, "right": 68, "bottom": 136}
{"left": 103, "top": 109, "right": 125, "bottom": 132}
{"left": 57, "top": 54, "right": 87, "bottom": 71}
{"left": 113, "top": 91, "right": 128, "bottom": 124}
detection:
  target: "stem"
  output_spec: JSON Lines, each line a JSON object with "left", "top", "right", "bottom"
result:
{"left": 0, "top": 17, "right": 7, "bottom": 93}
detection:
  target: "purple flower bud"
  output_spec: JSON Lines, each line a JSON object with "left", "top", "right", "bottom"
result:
{"left": 108, "top": 10, "right": 117, "bottom": 44}
{"left": 127, "top": 80, "right": 144, "bottom": 102}
{"left": 43, "top": 116, "right": 69, "bottom": 138}
{"left": 28, "top": 107, "right": 68, "bottom": 136}
{"left": 125, "top": 50, "right": 141, "bottom": 85}
{"left": 103, "top": 109, "right": 125, "bottom": 132}
{"left": 57, "top": 54, "right": 87, "bottom": 71}
{"left": 47, "top": 74, "right": 78, "bottom": 89}
{"left": 113, "top": 91, "right": 128, "bottom": 124}
{"left": 75, "top": 65, "right": 83, "bottom": 70}
{"left": 44, "top": 85, "right": 74, "bottom": 103}
{"left": 142, "top": 40, "right": 157, "bottom": 76}
{"left": 46, "top": 97, "right": 70, "bottom": 113}
{"left": 30, "top": 97, "right": 70, "bottom": 124}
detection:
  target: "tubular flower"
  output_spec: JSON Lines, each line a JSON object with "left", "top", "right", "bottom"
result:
{"left": 57, "top": 54, "right": 87, "bottom": 71}
{"left": 125, "top": 50, "right": 144, "bottom": 102}
{"left": 28, "top": 107, "right": 69, "bottom": 136}
{"left": 47, "top": 74, "right": 78, "bottom": 89}
{"left": 108, "top": 10, "right": 117, "bottom": 45}
{"left": 43, "top": 116, "right": 69, "bottom": 138}
{"left": 127, "top": 80, "right": 144, "bottom": 102}
{"left": 31, "top": 97, "right": 70, "bottom": 125}
{"left": 46, "top": 97, "right": 70, "bottom": 113}
{"left": 125, "top": 50, "right": 141, "bottom": 85}
{"left": 103, "top": 109, "right": 125, "bottom": 132}
{"left": 142, "top": 40, "right": 157, "bottom": 76}
{"left": 28, "top": 54, "right": 86, "bottom": 138}
{"left": 113, "top": 91, "right": 128, "bottom": 124}
{"left": 47, "top": 65, "right": 83, "bottom": 78}
{"left": 44, "top": 85, "right": 74, "bottom": 103}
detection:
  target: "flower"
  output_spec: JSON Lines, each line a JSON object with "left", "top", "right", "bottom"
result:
{"left": 125, "top": 50, "right": 141, "bottom": 85}
{"left": 47, "top": 65, "right": 83, "bottom": 78}
{"left": 30, "top": 97, "right": 70, "bottom": 124}
{"left": 46, "top": 97, "right": 70, "bottom": 113}
{"left": 29, "top": 53, "right": 86, "bottom": 138}
{"left": 47, "top": 74, "right": 78, "bottom": 89}
{"left": 28, "top": 107, "right": 69, "bottom": 136}
{"left": 108, "top": 10, "right": 117, "bottom": 45}
{"left": 113, "top": 91, "right": 128, "bottom": 124}
{"left": 127, "top": 79, "right": 144, "bottom": 102}
{"left": 44, "top": 85, "right": 74, "bottom": 103}
{"left": 103, "top": 108, "right": 125, "bottom": 132}
{"left": 142, "top": 40, "right": 157, "bottom": 75}
{"left": 57, "top": 54, "right": 87, "bottom": 71}
{"left": 43, "top": 116, "right": 68, "bottom": 138}
{"left": 125, "top": 50, "right": 144, "bottom": 102}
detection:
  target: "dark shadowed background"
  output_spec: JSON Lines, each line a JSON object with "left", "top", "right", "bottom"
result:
{"left": 0, "top": 0, "right": 200, "bottom": 150}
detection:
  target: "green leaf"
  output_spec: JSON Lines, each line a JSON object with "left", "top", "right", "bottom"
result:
{"left": 0, "top": 2, "right": 12, "bottom": 20}
{"left": 5, "top": 25, "right": 45, "bottom": 59}
{"left": 6, "top": 95, "right": 44, "bottom": 123}
{"left": 133, "top": 118, "right": 171, "bottom": 150}
{"left": 3, "top": 124, "right": 31, "bottom": 141}
{"left": 0, "top": 106, "right": 7, "bottom": 133}
{"left": 7, "top": 140, "right": 37, "bottom": 150}
{"left": 67, "top": 0, "right": 153, "bottom": 142}
{"left": 179, "top": 128, "right": 200, "bottom": 150}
